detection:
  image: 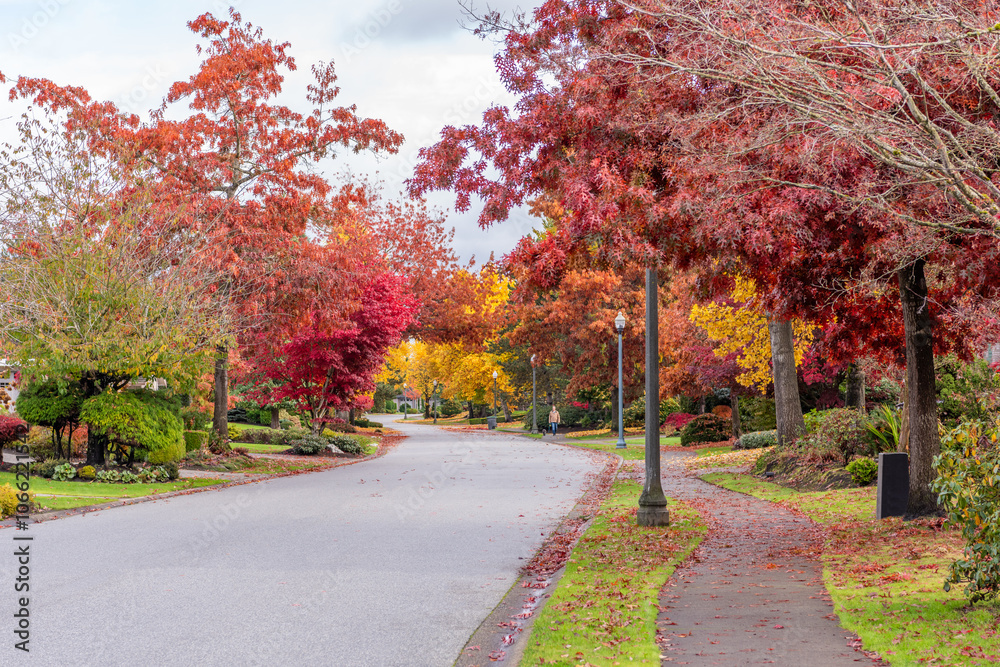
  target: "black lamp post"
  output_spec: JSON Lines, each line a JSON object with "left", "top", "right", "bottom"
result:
{"left": 402, "top": 383, "right": 407, "bottom": 420}
{"left": 432, "top": 380, "right": 438, "bottom": 425}
{"left": 615, "top": 311, "right": 627, "bottom": 449}
{"left": 492, "top": 370, "right": 498, "bottom": 417}
{"left": 531, "top": 354, "right": 538, "bottom": 434}
{"left": 638, "top": 267, "right": 670, "bottom": 527}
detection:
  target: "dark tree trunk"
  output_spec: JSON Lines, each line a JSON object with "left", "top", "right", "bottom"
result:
{"left": 86, "top": 431, "right": 107, "bottom": 466}
{"left": 730, "top": 393, "right": 742, "bottom": 439}
{"left": 845, "top": 364, "right": 867, "bottom": 412}
{"left": 768, "top": 318, "right": 806, "bottom": 448}
{"left": 213, "top": 345, "right": 229, "bottom": 439}
{"left": 467, "top": 400, "right": 474, "bottom": 420}
{"left": 898, "top": 380, "right": 910, "bottom": 453}
{"left": 270, "top": 407, "right": 280, "bottom": 430}
{"left": 898, "top": 260, "right": 941, "bottom": 515}
{"left": 698, "top": 395, "right": 706, "bottom": 414}
{"left": 501, "top": 397, "right": 512, "bottom": 423}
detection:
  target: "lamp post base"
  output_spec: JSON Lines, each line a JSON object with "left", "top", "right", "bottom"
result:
{"left": 636, "top": 504, "right": 670, "bottom": 527}
{"left": 615, "top": 437, "right": 627, "bottom": 449}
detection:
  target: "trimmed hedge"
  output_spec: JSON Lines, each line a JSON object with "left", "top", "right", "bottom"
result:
{"left": 184, "top": 430, "right": 208, "bottom": 452}
{"left": 679, "top": 413, "right": 731, "bottom": 446}
{"left": 735, "top": 430, "right": 777, "bottom": 450}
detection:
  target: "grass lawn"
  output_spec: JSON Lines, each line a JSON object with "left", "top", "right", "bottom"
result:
{"left": 237, "top": 443, "right": 288, "bottom": 454}
{"left": 229, "top": 422, "right": 273, "bottom": 431}
{"left": 703, "top": 471, "right": 1000, "bottom": 665}
{"left": 521, "top": 480, "right": 705, "bottom": 665}
{"left": 4, "top": 472, "right": 225, "bottom": 512}
{"left": 624, "top": 435, "right": 681, "bottom": 446}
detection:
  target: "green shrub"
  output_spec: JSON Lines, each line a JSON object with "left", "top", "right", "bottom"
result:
{"left": 845, "top": 457, "right": 878, "bottom": 486}
{"left": 740, "top": 397, "right": 777, "bottom": 432}
{"left": 179, "top": 406, "right": 210, "bottom": 431}
{"left": 802, "top": 409, "right": 827, "bottom": 434}
{"left": 120, "top": 471, "right": 139, "bottom": 484}
{"left": 936, "top": 357, "right": 999, "bottom": 427}
{"left": 679, "top": 413, "right": 731, "bottom": 446}
{"left": 736, "top": 430, "right": 777, "bottom": 450}
{"left": 469, "top": 418, "right": 488, "bottom": 425}
{"left": 440, "top": 399, "right": 462, "bottom": 417}
{"left": 76, "top": 465, "right": 96, "bottom": 480}
{"left": 32, "top": 460, "right": 62, "bottom": 479}
{"left": 184, "top": 430, "right": 208, "bottom": 452}
{"left": 161, "top": 461, "right": 179, "bottom": 480}
{"left": 864, "top": 404, "right": 901, "bottom": 452}
{"left": 323, "top": 423, "right": 358, "bottom": 435}
{"left": 933, "top": 421, "right": 1000, "bottom": 602}
{"left": 328, "top": 434, "right": 366, "bottom": 455}
{"left": 79, "top": 390, "right": 185, "bottom": 464}
{"left": 556, "top": 405, "right": 586, "bottom": 428}
{"left": 270, "top": 428, "right": 312, "bottom": 448}
{"left": 227, "top": 424, "right": 241, "bottom": 441}
{"left": 795, "top": 408, "right": 868, "bottom": 464}
{"left": 289, "top": 435, "right": 329, "bottom": 455}
{"left": 96, "top": 469, "right": 121, "bottom": 483}
{"left": 0, "top": 483, "right": 32, "bottom": 518}
{"left": 52, "top": 462, "right": 77, "bottom": 481}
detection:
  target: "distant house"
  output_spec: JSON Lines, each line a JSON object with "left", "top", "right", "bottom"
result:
{"left": 0, "top": 362, "right": 18, "bottom": 412}
{"left": 986, "top": 344, "right": 1000, "bottom": 367}
{"left": 396, "top": 387, "right": 421, "bottom": 412}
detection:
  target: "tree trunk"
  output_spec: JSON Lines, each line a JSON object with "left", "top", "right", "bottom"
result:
{"left": 730, "top": 393, "right": 742, "bottom": 439}
{"left": 213, "top": 345, "right": 229, "bottom": 439}
{"left": 768, "top": 318, "right": 806, "bottom": 448}
{"left": 898, "top": 260, "right": 941, "bottom": 515}
{"left": 898, "top": 380, "right": 910, "bottom": 453}
{"left": 467, "top": 400, "right": 474, "bottom": 420}
{"left": 845, "top": 364, "right": 867, "bottom": 412}
{"left": 86, "top": 430, "right": 107, "bottom": 466}
{"left": 270, "top": 407, "right": 280, "bottom": 430}
{"left": 698, "top": 395, "right": 706, "bottom": 414}
{"left": 501, "top": 397, "right": 512, "bottom": 423}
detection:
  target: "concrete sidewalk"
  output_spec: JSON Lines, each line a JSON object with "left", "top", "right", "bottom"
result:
{"left": 654, "top": 451, "right": 866, "bottom": 666}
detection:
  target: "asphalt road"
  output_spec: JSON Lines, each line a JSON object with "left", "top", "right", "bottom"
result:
{"left": 1, "top": 421, "right": 603, "bottom": 666}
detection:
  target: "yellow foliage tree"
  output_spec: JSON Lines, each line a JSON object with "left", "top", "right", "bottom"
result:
{"left": 689, "top": 277, "right": 814, "bottom": 393}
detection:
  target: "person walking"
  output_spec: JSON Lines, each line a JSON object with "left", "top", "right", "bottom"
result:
{"left": 548, "top": 406, "right": 561, "bottom": 436}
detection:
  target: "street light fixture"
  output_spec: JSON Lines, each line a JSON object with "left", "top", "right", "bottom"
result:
{"left": 615, "top": 312, "right": 627, "bottom": 449}
{"left": 402, "top": 383, "right": 407, "bottom": 420}
{"left": 432, "top": 379, "right": 438, "bottom": 425}
{"left": 492, "top": 370, "right": 498, "bottom": 418}
{"left": 530, "top": 354, "right": 538, "bottom": 434}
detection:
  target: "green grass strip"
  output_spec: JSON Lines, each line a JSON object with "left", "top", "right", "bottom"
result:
{"left": 3, "top": 472, "right": 224, "bottom": 500}
{"left": 521, "top": 480, "right": 705, "bottom": 665}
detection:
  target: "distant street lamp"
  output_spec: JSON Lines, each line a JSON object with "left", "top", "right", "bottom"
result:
{"left": 531, "top": 354, "right": 538, "bottom": 434}
{"left": 492, "top": 370, "right": 498, "bottom": 418}
{"left": 615, "top": 312, "right": 627, "bottom": 449}
{"left": 403, "top": 383, "right": 408, "bottom": 420}
{"left": 432, "top": 380, "right": 438, "bottom": 425}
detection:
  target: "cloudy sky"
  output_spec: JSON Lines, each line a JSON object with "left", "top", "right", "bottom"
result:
{"left": 0, "top": 0, "right": 544, "bottom": 265}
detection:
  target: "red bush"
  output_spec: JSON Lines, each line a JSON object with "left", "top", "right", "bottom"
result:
{"left": 0, "top": 414, "right": 28, "bottom": 446}
{"left": 663, "top": 412, "right": 696, "bottom": 430}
